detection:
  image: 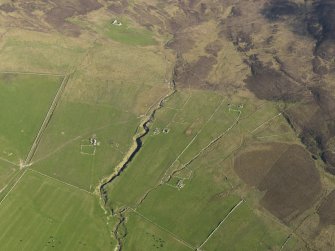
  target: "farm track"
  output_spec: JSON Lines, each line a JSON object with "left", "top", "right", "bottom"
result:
{"left": 0, "top": 71, "right": 64, "bottom": 77}
{"left": 0, "top": 169, "right": 26, "bottom": 206}
{"left": 0, "top": 72, "right": 72, "bottom": 207}
{"left": 164, "top": 108, "right": 242, "bottom": 184}
{"left": 196, "top": 199, "right": 245, "bottom": 251}
{"left": 250, "top": 112, "right": 282, "bottom": 134}
{"left": 0, "top": 47, "right": 85, "bottom": 206}
{"left": 0, "top": 157, "right": 19, "bottom": 167}
{"left": 24, "top": 38, "right": 98, "bottom": 164}
{"left": 161, "top": 97, "right": 226, "bottom": 181}
{"left": 24, "top": 73, "right": 72, "bottom": 165}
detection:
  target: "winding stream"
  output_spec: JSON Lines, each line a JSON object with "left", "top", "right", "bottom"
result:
{"left": 98, "top": 88, "right": 176, "bottom": 209}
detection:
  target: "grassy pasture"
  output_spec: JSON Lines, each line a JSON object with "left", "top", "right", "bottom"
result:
{"left": 176, "top": 100, "right": 241, "bottom": 164}
{"left": 0, "top": 73, "right": 61, "bottom": 164}
{"left": 0, "top": 170, "right": 113, "bottom": 250}
{"left": 123, "top": 212, "right": 191, "bottom": 251}
{"left": 105, "top": 91, "right": 304, "bottom": 249}
{"left": 202, "top": 202, "right": 291, "bottom": 251}
{"left": 0, "top": 171, "right": 25, "bottom": 204}
{"left": 30, "top": 70, "right": 168, "bottom": 191}
{"left": 137, "top": 170, "right": 240, "bottom": 247}
{"left": 135, "top": 117, "right": 245, "bottom": 247}
{"left": 163, "top": 90, "right": 192, "bottom": 110}
{"left": 0, "top": 7, "right": 315, "bottom": 250}
{"left": 0, "top": 160, "right": 18, "bottom": 194}
{"left": 103, "top": 19, "right": 157, "bottom": 46}
{"left": 30, "top": 37, "right": 170, "bottom": 190}
{"left": 0, "top": 31, "right": 87, "bottom": 73}
{"left": 31, "top": 100, "right": 140, "bottom": 191}
{"left": 63, "top": 41, "right": 170, "bottom": 115}
{"left": 237, "top": 102, "right": 280, "bottom": 134}
{"left": 71, "top": 14, "right": 157, "bottom": 46}
{"left": 105, "top": 90, "right": 225, "bottom": 208}
{"left": 252, "top": 114, "right": 298, "bottom": 144}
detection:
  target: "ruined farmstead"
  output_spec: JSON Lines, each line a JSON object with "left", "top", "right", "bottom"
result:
{"left": 112, "top": 19, "right": 122, "bottom": 26}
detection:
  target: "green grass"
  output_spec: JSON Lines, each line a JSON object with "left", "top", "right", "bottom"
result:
{"left": 62, "top": 43, "right": 169, "bottom": 114}
{"left": 122, "top": 212, "right": 191, "bottom": 251}
{"left": 104, "top": 90, "right": 298, "bottom": 249}
{"left": 70, "top": 17, "right": 156, "bottom": 46}
{"left": 32, "top": 101, "right": 140, "bottom": 191}
{"left": 237, "top": 101, "right": 280, "bottom": 133}
{"left": 105, "top": 91, "right": 224, "bottom": 208}
{"left": 30, "top": 42, "right": 169, "bottom": 191}
{"left": 177, "top": 100, "right": 241, "bottom": 164}
{"left": 0, "top": 170, "right": 113, "bottom": 250}
{"left": 0, "top": 15, "right": 310, "bottom": 251}
{"left": 33, "top": 101, "right": 139, "bottom": 157}
{"left": 0, "top": 34, "right": 86, "bottom": 73}
{"left": 202, "top": 203, "right": 289, "bottom": 251}
{"left": 281, "top": 236, "right": 305, "bottom": 251}
{"left": 163, "top": 91, "right": 192, "bottom": 110}
{"left": 104, "top": 19, "right": 157, "bottom": 46}
{"left": 0, "top": 160, "right": 18, "bottom": 193}
{"left": 252, "top": 115, "right": 298, "bottom": 144}
{"left": 137, "top": 174, "right": 240, "bottom": 246}
{"left": 135, "top": 122, "right": 243, "bottom": 247}
{"left": 0, "top": 73, "right": 61, "bottom": 164}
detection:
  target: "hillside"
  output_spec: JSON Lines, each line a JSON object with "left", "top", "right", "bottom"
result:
{"left": 0, "top": 0, "right": 334, "bottom": 250}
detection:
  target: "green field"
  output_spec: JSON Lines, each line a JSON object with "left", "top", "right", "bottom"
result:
{"left": 202, "top": 203, "right": 289, "bottom": 251}
{"left": 71, "top": 16, "right": 157, "bottom": 46}
{"left": 136, "top": 182, "right": 241, "bottom": 247}
{"left": 31, "top": 100, "right": 140, "bottom": 191}
{"left": 0, "top": 32, "right": 86, "bottom": 74}
{"left": 105, "top": 90, "right": 226, "bottom": 208}
{"left": 0, "top": 170, "right": 112, "bottom": 250}
{"left": 102, "top": 88, "right": 302, "bottom": 250}
{"left": 0, "top": 161, "right": 18, "bottom": 194}
{"left": 123, "top": 212, "right": 191, "bottom": 251}
{"left": 0, "top": 73, "right": 61, "bottom": 164}
{"left": 103, "top": 19, "right": 157, "bottom": 46}
{"left": 0, "top": 1, "right": 326, "bottom": 249}
{"left": 0, "top": 70, "right": 304, "bottom": 250}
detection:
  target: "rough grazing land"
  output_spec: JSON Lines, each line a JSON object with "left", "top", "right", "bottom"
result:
{"left": 0, "top": 171, "right": 112, "bottom": 250}
{"left": 1, "top": 0, "right": 335, "bottom": 250}
{"left": 235, "top": 143, "right": 322, "bottom": 223}
{"left": 0, "top": 74, "right": 61, "bottom": 164}
{"left": 318, "top": 190, "right": 335, "bottom": 226}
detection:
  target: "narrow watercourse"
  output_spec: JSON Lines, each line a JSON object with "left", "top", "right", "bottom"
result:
{"left": 94, "top": 83, "right": 176, "bottom": 250}
{"left": 97, "top": 85, "right": 176, "bottom": 212}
